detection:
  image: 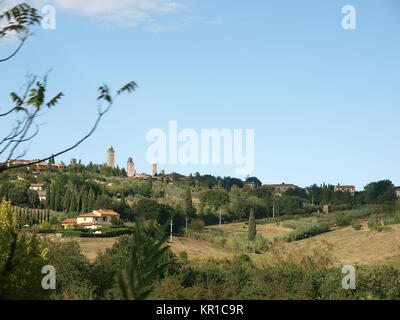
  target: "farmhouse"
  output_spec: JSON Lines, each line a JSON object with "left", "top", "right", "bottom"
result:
{"left": 395, "top": 187, "right": 400, "bottom": 199}
{"left": 29, "top": 183, "right": 46, "bottom": 201}
{"left": 262, "top": 183, "right": 297, "bottom": 193}
{"left": 61, "top": 209, "right": 120, "bottom": 229}
{"left": 334, "top": 184, "right": 355, "bottom": 196}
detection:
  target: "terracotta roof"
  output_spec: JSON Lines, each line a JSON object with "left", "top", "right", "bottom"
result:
{"left": 93, "top": 209, "right": 120, "bottom": 216}
{"left": 77, "top": 213, "right": 98, "bottom": 218}
{"left": 61, "top": 218, "right": 77, "bottom": 224}
{"left": 30, "top": 183, "right": 45, "bottom": 187}
{"left": 134, "top": 174, "right": 149, "bottom": 179}
{"left": 80, "top": 222, "right": 98, "bottom": 226}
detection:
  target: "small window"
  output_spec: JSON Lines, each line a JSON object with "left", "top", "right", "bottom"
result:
{"left": 103, "top": 217, "right": 107, "bottom": 221}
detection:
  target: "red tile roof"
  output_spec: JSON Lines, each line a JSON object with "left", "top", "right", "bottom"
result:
{"left": 61, "top": 218, "right": 77, "bottom": 224}
{"left": 94, "top": 209, "right": 120, "bottom": 216}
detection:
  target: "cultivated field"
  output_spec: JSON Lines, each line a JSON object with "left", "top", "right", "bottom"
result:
{"left": 54, "top": 217, "right": 400, "bottom": 269}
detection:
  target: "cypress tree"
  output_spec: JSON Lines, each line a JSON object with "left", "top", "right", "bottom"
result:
{"left": 76, "top": 188, "right": 84, "bottom": 212}
{"left": 87, "top": 189, "right": 95, "bottom": 212}
{"left": 248, "top": 209, "right": 256, "bottom": 241}
{"left": 63, "top": 189, "right": 71, "bottom": 212}
{"left": 54, "top": 188, "right": 62, "bottom": 212}
{"left": 46, "top": 185, "right": 51, "bottom": 208}
{"left": 81, "top": 191, "right": 88, "bottom": 214}
{"left": 69, "top": 193, "right": 76, "bottom": 213}
{"left": 50, "top": 184, "right": 56, "bottom": 210}
{"left": 184, "top": 186, "right": 195, "bottom": 217}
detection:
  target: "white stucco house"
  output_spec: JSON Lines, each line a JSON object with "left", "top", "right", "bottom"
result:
{"left": 61, "top": 209, "right": 120, "bottom": 229}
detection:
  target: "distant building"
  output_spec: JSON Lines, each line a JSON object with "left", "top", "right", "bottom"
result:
{"left": 107, "top": 146, "right": 115, "bottom": 168}
{"left": 334, "top": 184, "right": 355, "bottom": 196}
{"left": 29, "top": 183, "right": 46, "bottom": 201}
{"left": 152, "top": 163, "right": 157, "bottom": 176}
{"left": 134, "top": 174, "right": 149, "bottom": 180}
{"left": 395, "top": 187, "right": 400, "bottom": 199}
{"left": 127, "top": 157, "right": 136, "bottom": 177}
{"left": 159, "top": 169, "right": 165, "bottom": 175}
{"left": 61, "top": 209, "right": 120, "bottom": 229}
{"left": 244, "top": 181, "right": 257, "bottom": 189}
{"left": 70, "top": 158, "right": 77, "bottom": 165}
{"left": 6, "top": 159, "right": 65, "bottom": 171}
{"left": 29, "top": 183, "right": 45, "bottom": 191}
{"left": 262, "top": 183, "right": 297, "bottom": 193}
{"left": 323, "top": 205, "right": 334, "bottom": 214}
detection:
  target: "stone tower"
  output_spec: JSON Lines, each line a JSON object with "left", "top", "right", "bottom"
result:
{"left": 152, "top": 163, "right": 157, "bottom": 176}
{"left": 127, "top": 157, "right": 136, "bottom": 177}
{"left": 107, "top": 146, "right": 115, "bottom": 168}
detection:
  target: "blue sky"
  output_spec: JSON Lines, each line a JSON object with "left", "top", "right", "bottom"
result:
{"left": 1, "top": 0, "right": 400, "bottom": 190}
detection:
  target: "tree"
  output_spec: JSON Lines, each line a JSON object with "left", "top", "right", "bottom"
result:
{"left": 365, "top": 180, "right": 396, "bottom": 204}
{"left": 245, "top": 177, "right": 262, "bottom": 188}
{"left": 45, "top": 185, "right": 51, "bottom": 208}
{"left": 69, "top": 192, "right": 76, "bottom": 213}
{"left": 118, "top": 217, "right": 173, "bottom": 300}
{"left": 111, "top": 216, "right": 124, "bottom": 228}
{"left": 87, "top": 188, "right": 95, "bottom": 212}
{"left": 184, "top": 186, "right": 195, "bottom": 217}
{"left": 63, "top": 189, "right": 71, "bottom": 212}
{"left": 0, "top": 3, "right": 137, "bottom": 172}
{"left": 0, "top": 198, "right": 49, "bottom": 299}
{"left": 248, "top": 209, "right": 256, "bottom": 241}
{"left": 54, "top": 188, "right": 62, "bottom": 212}
{"left": 199, "top": 188, "right": 230, "bottom": 213}
{"left": 49, "top": 183, "right": 56, "bottom": 210}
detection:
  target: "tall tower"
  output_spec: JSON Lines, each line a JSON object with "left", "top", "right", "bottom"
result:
{"left": 107, "top": 146, "right": 115, "bottom": 168}
{"left": 127, "top": 157, "right": 136, "bottom": 177}
{"left": 152, "top": 163, "right": 157, "bottom": 176}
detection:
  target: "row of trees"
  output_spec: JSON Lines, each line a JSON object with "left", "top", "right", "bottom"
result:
{"left": 0, "top": 182, "right": 40, "bottom": 208}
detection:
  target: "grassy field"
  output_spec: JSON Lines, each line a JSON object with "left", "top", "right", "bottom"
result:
{"left": 52, "top": 212, "right": 400, "bottom": 269}
{"left": 279, "top": 220, "right": 400, "bottom": 268}
{"left": 216, "top": 221, "right": 292, "bottom": 240}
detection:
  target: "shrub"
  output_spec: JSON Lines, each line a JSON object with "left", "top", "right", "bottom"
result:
{"left": 248, "top": 209, "right": 256, "bottom": 241}
{"left": 179, "top": 251, "right": 188, "bottom": 260}
{"left": 276, "top": 223, "right": 330, "bottom": 242}
{"left": 352, "top": 220, "right": 361, "bottom": 231}
{"left": 368, "top": 214, "right": 378, "bottom": 228}
{"left": 188, "top": 219, "right": 205, "bottom": 232}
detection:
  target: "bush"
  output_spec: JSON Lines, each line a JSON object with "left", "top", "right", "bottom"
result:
{"left": 179, "top": 251, "right": 188, "bottom": 260}
{"left": 60, "top": 227, "right": 134, "bottom": 238}
{"left": 188, "top": 219, "right": 205, "bottom": 232}
{"left": 276, "top": 223, "right": 330, "bottom": 242}
{"left": 368, "top": 214, "right": 378, "bottom": 228}
{"left": 352, "top": 220, "right": 361, "bottom": 231}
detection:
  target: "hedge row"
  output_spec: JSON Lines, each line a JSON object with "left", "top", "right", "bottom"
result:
{"left": 275, "top": 223, "right": 330, "bottom": 242}
{"left": 58, "top": 227, "right": 134, "bottom": 238}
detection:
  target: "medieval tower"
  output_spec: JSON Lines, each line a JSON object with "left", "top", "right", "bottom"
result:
{"left": 107, "top": 146, "right": 115, "bottom": 168}
{"left": 127, "top": 157, "right": 136, "bottom": 177}
{"left": 152, "top": 163, "right": 157, "bottom": 176}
